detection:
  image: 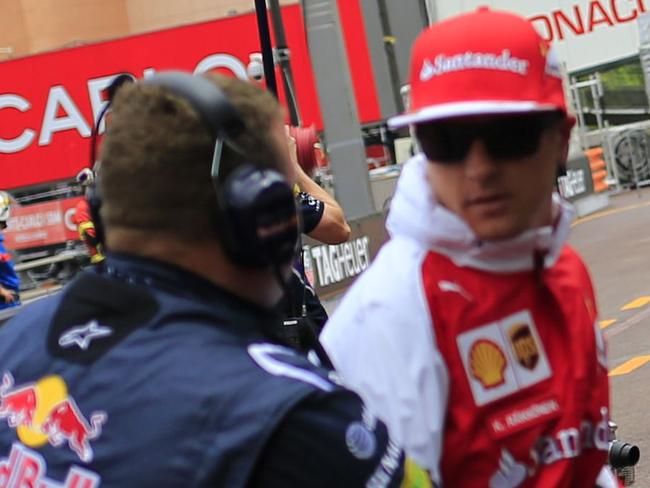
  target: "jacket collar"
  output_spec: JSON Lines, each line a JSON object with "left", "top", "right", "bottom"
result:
{"left": 102, "top": 252, "right": 277, "bottom": 319}
{"left": 386, "top": 154, "right": 575, "bottom": 273}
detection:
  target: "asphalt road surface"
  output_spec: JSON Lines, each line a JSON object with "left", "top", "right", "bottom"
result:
{"left": 570, "top": 187, "right": 650, "bottom": 486}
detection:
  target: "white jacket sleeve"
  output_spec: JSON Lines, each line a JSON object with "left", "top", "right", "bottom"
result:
{"left": 321, "top": 237, "right": 449, "bottom": 483}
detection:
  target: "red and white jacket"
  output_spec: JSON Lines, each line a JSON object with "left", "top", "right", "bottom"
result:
{"left": 321, "top": 155, "right": 615, "bottom": 487}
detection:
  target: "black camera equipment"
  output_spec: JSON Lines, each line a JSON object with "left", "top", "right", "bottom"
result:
{"left": 609, "top": 440, "right": 640, "bottom": 469}
{"left": 277, "top": 246, "right": 332, "bottom": 368}
{"left": 608, "top": 421, "right": 640, "bottom": 486}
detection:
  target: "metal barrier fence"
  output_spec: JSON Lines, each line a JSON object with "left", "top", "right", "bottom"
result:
{"left": 0, "top": 252, "right": 84, "bottom": 325}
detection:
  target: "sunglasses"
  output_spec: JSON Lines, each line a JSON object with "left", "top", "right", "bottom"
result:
{"left": 415, "top": 113, "right": 562, "bottom": 164}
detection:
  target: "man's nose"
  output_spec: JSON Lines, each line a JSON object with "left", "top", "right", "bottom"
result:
{"left": 463, "top": 139, "right": 499, "bottom": 180}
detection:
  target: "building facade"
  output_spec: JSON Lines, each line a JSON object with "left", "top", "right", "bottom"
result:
{"left": 0, "top": 0, "right": 298, "bottom": 60}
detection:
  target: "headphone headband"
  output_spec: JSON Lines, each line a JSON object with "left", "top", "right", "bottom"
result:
{"left": 143, "top": 71, "right": 245, "bottom": 141}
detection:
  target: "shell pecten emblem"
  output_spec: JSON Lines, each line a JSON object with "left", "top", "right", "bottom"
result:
{"left": 469, "top": 339, "right": 507, "bottom": 389}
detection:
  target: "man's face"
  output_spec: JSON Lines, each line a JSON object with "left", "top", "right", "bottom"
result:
{"left": 417, "top": 113, "right": 571, "bottom": 241}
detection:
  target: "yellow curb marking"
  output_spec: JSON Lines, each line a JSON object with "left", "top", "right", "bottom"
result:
{"left": 567, "top": 201, "right": 650, "bottom": 377}
{"left": 621, "top": 296, "right": 650, "bottom": 311}
{"left": 572, "top": 200, "right": 650, "bottom": 227}
{"left": 599, "top": 319, "right": 617, "bottom": 329}
{"left": 609, "top": 355, "right": 650, "bottom": 377}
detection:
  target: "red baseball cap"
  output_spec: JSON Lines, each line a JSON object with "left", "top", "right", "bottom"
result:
{"left": 388, "top": 7, "right": 567, "bottom": 129}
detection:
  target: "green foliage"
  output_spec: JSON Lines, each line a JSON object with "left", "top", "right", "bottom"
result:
{"left": 577, "top": 61, "right": 645, "bottom": 89}
{"left": 600, "top": 63, "right": 644, "bottom": 89}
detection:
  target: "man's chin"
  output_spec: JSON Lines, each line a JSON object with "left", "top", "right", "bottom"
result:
{"left": 469, "top": 221, "right": 528, "bottom": 242}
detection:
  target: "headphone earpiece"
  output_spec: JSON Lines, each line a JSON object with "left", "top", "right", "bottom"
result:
{"left": 217, "top": 165, "right": 298, "bottom": 267}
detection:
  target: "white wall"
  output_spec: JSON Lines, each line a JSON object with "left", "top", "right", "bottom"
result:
{"left": 431, "top": 0, "right": 649, "bottom": 72}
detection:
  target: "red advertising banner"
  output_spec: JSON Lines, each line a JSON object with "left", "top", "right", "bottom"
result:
{"left": 3, "top": 197, "right": 82, "bottom": 250}
{"left": 0, "top": 2, "right": 380, "bottom": 190}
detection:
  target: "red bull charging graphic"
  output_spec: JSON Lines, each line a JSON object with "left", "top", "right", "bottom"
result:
{"left": 0, "top": 373, "right": 106, "bottom": 464}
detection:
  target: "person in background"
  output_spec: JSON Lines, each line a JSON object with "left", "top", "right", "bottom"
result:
{"left": 322, "top": 8, "right": 617, "bottom": 487}
{"left": 278, "top": 125, "right": 350, "bottom": 336}
{"left": 246, "top": 56, "right": 350, "bottom": 337}
{"left": 0, "top": 191, "right": 20, "bottom": 310}
{"left": 73, "top": 168, "right": 105, "bottom": 265}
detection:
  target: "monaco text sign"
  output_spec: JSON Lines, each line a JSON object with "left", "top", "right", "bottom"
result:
{"left": 433, "top": 0, "right": 650, "bottom": 72}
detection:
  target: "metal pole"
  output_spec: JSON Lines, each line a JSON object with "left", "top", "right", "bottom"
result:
{"left": 424, "top": 0, "right": 437, "bottom": 24}
{"left": 604, "top": 125, "right": 622, "bottom": 192}
{"left": 591, "top": 74, "right": 604, "bottom": 132}
{"left": 303, "top": 0, "right": 376, "bottom": 219}
{"left": 595, "top": 72, "right": 607, "bottom": 128}
{"left": 629, "top": 131, "right": 642, "bottom": 196}
{"left": 376, "top": 0, "right": 404, "bottom": 113}
{"left": 268, "top": 0, "right": 302, "bottom": 126}
{"left": 570, "top": 76, "right": 587, "bottom": 150}
{"left": 254, "top": 0, "right": 278, "bottom": 97}
{"left": 418, "top": 0, "right": 430, "bottom": 27}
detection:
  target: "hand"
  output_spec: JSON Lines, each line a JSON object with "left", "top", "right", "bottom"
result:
{"left": 0, "top": 287, "right": 16, "bottom": 304}
{"left": 285, "top": 125, "right": 300, "bottom": 169}
{"left": 489, "top": 449, "right": 527, "bottom": 488}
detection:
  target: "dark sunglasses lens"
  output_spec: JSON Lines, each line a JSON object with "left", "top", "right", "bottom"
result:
{"left": 417, "top": 114, "right": 557, "bottom": 164}
{"left": 482, "top": 116, "right": 547, "bottom": 160}
{"left": 416, "top": 123, "right": 471, "bottom": 164}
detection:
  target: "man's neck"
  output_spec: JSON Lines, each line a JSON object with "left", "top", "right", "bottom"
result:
{"left": 106, "top": 229, "right": 283, "bottom": 308}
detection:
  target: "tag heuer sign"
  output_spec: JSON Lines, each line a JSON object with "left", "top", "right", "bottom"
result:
{"left": 509, "top": 324, "right": 539, "bottom": 370}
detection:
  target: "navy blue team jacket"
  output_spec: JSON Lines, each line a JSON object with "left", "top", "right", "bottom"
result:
{"left": 0, "top": 253, "right": 403, "bottom": 487}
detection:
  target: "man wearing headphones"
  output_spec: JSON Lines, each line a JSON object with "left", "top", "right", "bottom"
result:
{"left": 0, "top": 73, "right": 405, "bottom": 487}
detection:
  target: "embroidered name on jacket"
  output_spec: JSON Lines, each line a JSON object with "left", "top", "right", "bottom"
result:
{"left": 457, "top": 310, "right": 552, "bottom": 406}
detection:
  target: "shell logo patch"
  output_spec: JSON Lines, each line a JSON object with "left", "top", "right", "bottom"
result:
{"left": 469, "top": 340, "right": 507, "bottom": 388}
{"left": 457, "top": 310, "right": 552, "bottom": 406}
{"left": 509, "top": 324, "right": 539, "bottom": 370}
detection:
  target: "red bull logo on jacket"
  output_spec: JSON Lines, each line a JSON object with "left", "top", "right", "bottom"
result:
{"left": 0, "top": 373, "right": 106, "bottom": 463}
{"left": 0, "top": 442, "right": 99, "bottom": 488}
